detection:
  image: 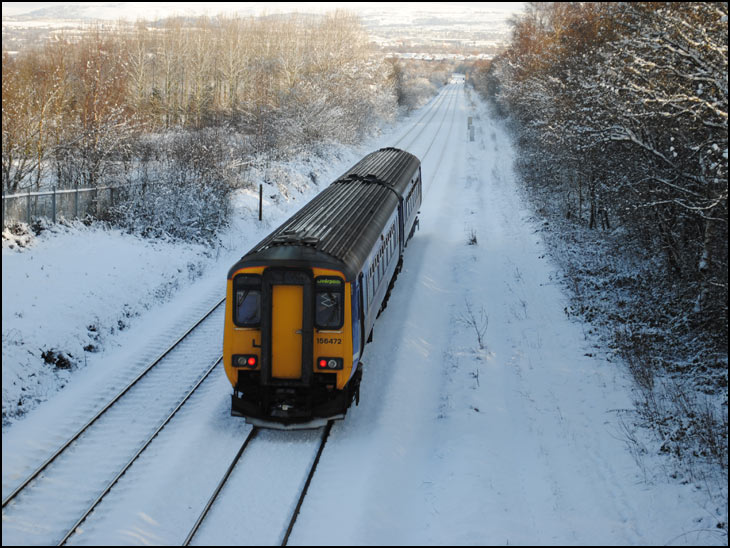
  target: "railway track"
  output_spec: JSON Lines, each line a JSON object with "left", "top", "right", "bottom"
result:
{"left": 2, "top": 297, "right": 225, "bottom": 509}
{"left": 182, "top": 421, "right": 333, "bottom": 546}
{"left": 396, "top": 83, "right": 459, "bottom": 155}
{"left": 423, "top": 84, "right": 462, "bottom": 194}
{"left": 417, "top": 83, "right": 460, "bottom": 169}
{"left": 391, "top": 82, "right": 454, "bottom": 150}
{"left": 280, "top": 422, "right": 333, "bottom": 546}
{"left": 2, "top": 298, "right": 226, "bottom": 546}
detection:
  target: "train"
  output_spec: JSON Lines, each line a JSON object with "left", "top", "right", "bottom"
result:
{"left": 223, "top": 147, "right": 422, "bottom": 428}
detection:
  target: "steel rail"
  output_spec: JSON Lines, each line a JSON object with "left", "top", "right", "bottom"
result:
{"left": 280, "top": 420, "right": 334, "bottom": 546}
{"left": 182, "top": 426, "right": 260, "bottom": 546}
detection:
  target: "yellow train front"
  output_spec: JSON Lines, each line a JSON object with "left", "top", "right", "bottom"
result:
{"left": 224, "top": 148, "right": 422, "bottom": 428}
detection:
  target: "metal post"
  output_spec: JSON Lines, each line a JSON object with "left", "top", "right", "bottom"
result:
{"left": 52, "top": 186, "right": 56, "bottom": 223}
{"left": 27, "top": 188, "right": 31, "bottom": 224}
{"left": 259, "top": 184, "right": 263, "bottom": 221}
{"left": 75, "top": 183, "right": 79, "bottom": 219}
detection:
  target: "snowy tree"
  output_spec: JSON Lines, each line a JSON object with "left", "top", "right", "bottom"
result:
{"left": 478, "top": 1, "right": 728, "bottom": 471}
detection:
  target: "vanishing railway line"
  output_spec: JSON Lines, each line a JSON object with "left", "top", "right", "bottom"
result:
{"left": 391, "top": 82, "right": 454, "bottom": 151}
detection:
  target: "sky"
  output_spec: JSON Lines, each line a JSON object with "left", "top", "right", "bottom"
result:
{"left": 1, "top": 2, "right": 526, "bottom": 20}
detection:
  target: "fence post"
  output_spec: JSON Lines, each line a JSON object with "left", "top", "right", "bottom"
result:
{"left": 75, "top": 183, "right": 79, "bottom": 219}
{"left": 52, "top": 186, "right": 57, "bottom": 223}
{"left": 27, "top": 188, "right": 31, "bottom": 224}
{"left": 259, "top": 184, "right": 263, "bottom": 221}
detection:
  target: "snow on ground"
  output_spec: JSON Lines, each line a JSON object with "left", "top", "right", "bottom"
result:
{"left": 2, "top": 81, "right": 726, "bottom": 545}
{"left": 2, "top": 224, "right": 209, "bottom": 423}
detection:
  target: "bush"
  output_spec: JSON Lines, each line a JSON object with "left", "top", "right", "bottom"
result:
{"left": 110, "top": 129, "right": 235, "bottom": 243}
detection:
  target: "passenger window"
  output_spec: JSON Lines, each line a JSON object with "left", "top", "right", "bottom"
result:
{"left": 315, "top": 277, "right": 344, "bottom": 329}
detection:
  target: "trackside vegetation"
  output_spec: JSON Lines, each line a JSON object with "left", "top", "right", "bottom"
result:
{"left": 2, "top": 12, "right": 445, "bottom": 241}
{"left": 471, "top": 2, "right": 727, "bottom": 486}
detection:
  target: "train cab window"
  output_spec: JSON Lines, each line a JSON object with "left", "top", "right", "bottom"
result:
{"left": 233, "top": 274, "right": 261, "bottom": 327}
{"left": 315, "top": 277, "right": 344, "bottom": 329}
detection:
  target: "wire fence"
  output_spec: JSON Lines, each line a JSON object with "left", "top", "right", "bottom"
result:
{"left": 2, "top": 185, "right": 127, "bottom": 228}
{"left": 3, "top": 182, "right": 264, "bottom": 229}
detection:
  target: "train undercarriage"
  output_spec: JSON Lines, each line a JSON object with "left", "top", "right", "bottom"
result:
{"left": 232, "top": 363, "right": 362, "bottom": 429}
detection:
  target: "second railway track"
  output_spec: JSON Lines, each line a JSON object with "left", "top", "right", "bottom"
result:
{"left": 2, "top": 298, "right": 226, "bottom": 546}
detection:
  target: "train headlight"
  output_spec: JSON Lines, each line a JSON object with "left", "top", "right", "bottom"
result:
{"left": 233, "top": 354, "right": 258, "bottom": 368}
{"left": 317, "top": 357, "right": 343, "bottom": 370}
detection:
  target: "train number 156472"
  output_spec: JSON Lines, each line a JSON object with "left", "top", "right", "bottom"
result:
{"left": 317, "top": 337, "right": 342, "bottom": 345}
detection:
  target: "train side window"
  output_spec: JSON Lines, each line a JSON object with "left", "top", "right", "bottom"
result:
{"left": 233, "top": 274, "right": 261, "bottom": 327}
{"left": 315, "top": 277, "right": 344, "bottom": 330}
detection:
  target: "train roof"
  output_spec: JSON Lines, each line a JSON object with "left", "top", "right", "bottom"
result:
{"left": 336, "top": 146, "right": 421, "bottom": 198}
{"left": 228, "top": 148, "right": 420, "bottom": 281}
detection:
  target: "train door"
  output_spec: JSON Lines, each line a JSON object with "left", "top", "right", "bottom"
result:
{"left": 263, "top": 269, "right": 313, "bottom": 384}
{"left": 271, "top": 285, "right": 303, "bottom": 379}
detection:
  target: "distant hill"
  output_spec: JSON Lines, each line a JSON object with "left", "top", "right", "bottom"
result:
{"left": 2, "top": 2, "right": 522, "bottom": 53}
